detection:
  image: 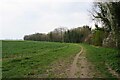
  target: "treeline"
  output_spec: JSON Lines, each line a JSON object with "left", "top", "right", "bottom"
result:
{"left": 23, "top": 25, "right": 106, "bottom": 46}
{"left": 24, "top": 27, "right": 66, "bottom": 42}
{"left": 23, "top": 24, "right": 110, "bottom": 47}
{"left": 24, "top": 26, "right": 91, "bottom": 43}
{"left": 24, "top": 33, "right": 49, "bottom": 41}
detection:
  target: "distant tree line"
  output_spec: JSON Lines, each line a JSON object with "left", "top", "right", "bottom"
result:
{"left": 24, "top": 26, "right": 91, "bottom": 43}
{"left": 23, "top": 24, "right": 109, "bottom": 47}
{"left": 24, "top": 33, "right": 49, "bottom": 41}
{"left": 64, "top": 26, "right": 91, "bottom": 43}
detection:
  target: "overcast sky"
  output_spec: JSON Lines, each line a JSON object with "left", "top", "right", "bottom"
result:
{"left": 0, "top": 0, "right": 94, "bottom": 40}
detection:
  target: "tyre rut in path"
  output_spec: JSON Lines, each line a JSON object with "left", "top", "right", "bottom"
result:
{"left": 68, "top": 46, "right": 103, "bottom": 78}
{"left": 68, "top": 46, "right": 83, "bottom": 78}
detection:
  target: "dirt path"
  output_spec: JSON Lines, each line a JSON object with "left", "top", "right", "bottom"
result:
{"left": 44, "top": 45, "right": 103, "bottom": 78}
{"left": 68, "top": 46, "right": 83, "bottom": 78}
{"left": 68, "top": 46, "right": 103, "bottom": 78}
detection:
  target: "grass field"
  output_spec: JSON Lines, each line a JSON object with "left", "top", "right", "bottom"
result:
{"left": 2, "top": 40, "right": 119, "bottom": 78}
{"left": 2, "top": 40, "right": 81, "bottom": 78}
{"left": 82, "top": 44, "right": 120, "bottom": 78}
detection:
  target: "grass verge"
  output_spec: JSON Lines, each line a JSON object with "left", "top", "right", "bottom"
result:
{"left": 81, "top": 43, "right": 120, "bottom": 78}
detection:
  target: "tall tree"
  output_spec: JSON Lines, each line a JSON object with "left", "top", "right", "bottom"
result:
{"left": 91, "top": 1, "right": 120, "bottom": 49}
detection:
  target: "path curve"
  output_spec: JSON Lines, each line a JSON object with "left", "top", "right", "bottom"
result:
{"left": 68, "top": 45, "right": 102, "bottom": 78}
{"left": 68, "top": 46, "right": 83, "bottom": 78}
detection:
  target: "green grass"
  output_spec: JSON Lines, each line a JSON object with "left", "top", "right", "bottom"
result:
{"left": 2, "top": 40, "right": 119, "bottom": 78}
{"left": 81, "top": 44, "right": 120, "bottom": 78}
{"left": 2, "top": 40, "right": 81, "bottom": 78}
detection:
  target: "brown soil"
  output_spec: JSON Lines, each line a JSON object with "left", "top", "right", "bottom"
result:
{"left": 41, "top": 46, "right": 104, "bottom": 78}
{"left": 43, "top": 54, "right": 76, "bottom": 78}
{"left": 68, "top": 46, "right": 103, "bottom": 78}
{"left": 68, "top": 46, "right": 83, "bottom": 78}
{"left": 75, "top": 47, "right": 104, "bottom": 78}
{"left": 106, "top": 63, "right": 120, "bottom": 78}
